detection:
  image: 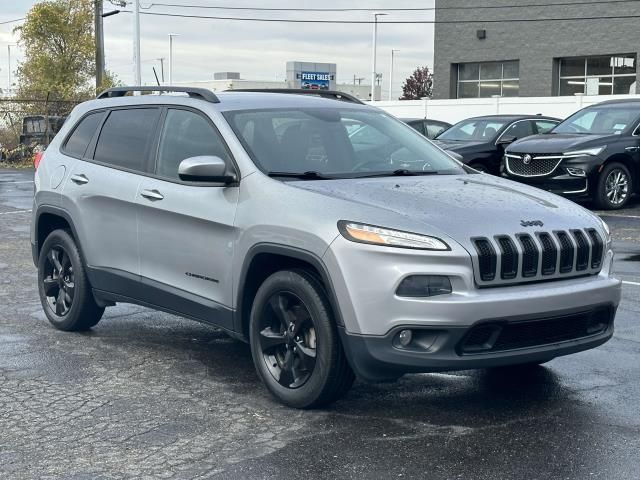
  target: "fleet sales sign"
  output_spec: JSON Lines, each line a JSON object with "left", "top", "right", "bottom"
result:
{"left": 300, "top": 72, "right": 331, "bottom": 90}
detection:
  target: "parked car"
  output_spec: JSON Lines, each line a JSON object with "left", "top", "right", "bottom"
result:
{"left": 400, "top": 118, "right": 451, "bottom": 140}
{"left": 31, "top": 86, "right": 620, "bottom": 408}
{"left": 432, "top": 114, "right": 560, "bottom": 174}
{"left": 504, "top": 99, "right": 640, "bottom": 209}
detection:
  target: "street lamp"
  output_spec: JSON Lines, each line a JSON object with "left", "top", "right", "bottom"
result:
{"left": 7, "top": 44, "right": 16, "bottom": 96}
{"left": 388, "top": 49, "right": 399, "bottom": 101}
{"left": 133, "top": 0, "right": 141, "bottom": 86}
{"left": 168, "top": 33, "right": 180, "bottom": 85}
{"left": 370, "top": 12, "right": 386, "bottom": 102}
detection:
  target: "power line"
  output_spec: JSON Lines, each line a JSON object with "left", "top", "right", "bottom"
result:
{"left": 141, "top": 0, "right": 640, "bottom": 12}
{"left": 0, "top": 17, "right": 25, "bottom": 25}
{"left": 132, "top": 10, "right": 640, "bottom": 24}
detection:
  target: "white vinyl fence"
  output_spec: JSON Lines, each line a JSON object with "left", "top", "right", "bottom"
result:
{"left": 371, "top": 94, "right": 640, "bottom": 123}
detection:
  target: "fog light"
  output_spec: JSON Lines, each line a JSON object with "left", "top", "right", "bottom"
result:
{"left": 566, "top": 167, "right": 586, "bottom": 177}
{"left": 396, "top": 275, "right": 452, "bottom": 297}
{"left": 398, "top": 329, "right": 413, "bottom": 347}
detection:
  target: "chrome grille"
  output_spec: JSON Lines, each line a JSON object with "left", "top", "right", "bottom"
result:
{"left": 472, "top": 229, "right": 604, "bottom": 287}
{"left": 505, "top": 153, "right": 563, "bottom": 177}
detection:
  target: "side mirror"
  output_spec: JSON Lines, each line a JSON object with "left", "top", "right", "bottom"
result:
{"left": 178, "top": 155, "right": 236, "bottom": 184}
{"left": 496, "top": 135, "right": 517, "bottom": 146}
{"left": 445, "top": 150, "right": 464, "bottom": 162}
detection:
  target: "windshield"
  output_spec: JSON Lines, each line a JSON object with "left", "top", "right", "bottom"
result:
{"left": 223, "top": 108, "right": 465, "bottom": 178}
{"left": 553, "top": 105, "right": 640, "bottom": 135}
{"left": 436, "top": 118, "right": 509, "bottom": 141}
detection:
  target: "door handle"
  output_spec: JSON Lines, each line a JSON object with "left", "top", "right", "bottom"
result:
{"left": 140, "top": 189, "right": 164, "bottom": 201}
{"left": 70, "top": 174, "right": 89, "bottom": 185}
{"left": 625, "top": 146, "right": 639, "bottom": 152}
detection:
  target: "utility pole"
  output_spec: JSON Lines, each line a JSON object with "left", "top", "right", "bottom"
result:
{"left": 389, "top": 49, "right": 399, "bottom": 101}
{"left": 95, "top": 0, "right": 105, "bottom": 89}
{"left": 168, "top": 34, "right": 179, "bottom": 85}
{"left": 7, "top": 44, "right": 16, "bottom": 96}
{"left": 133, "top": 0, "right": 141, "bottom": 86}
{"left": 370, "top": 12, "right": 386, "bottom": 101}
{"left": 157, "top": 57, "right": 165, "bottom": 83}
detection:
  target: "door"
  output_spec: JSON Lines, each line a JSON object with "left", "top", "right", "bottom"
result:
{"left": 136, "top": 108, "right": 239, "bottom": 328}
{"left": 61, "top": 107, "right": 161, "bottom": 290}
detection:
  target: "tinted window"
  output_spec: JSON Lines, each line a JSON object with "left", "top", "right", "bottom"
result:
{"left": 94, "top": 108, "right": 160, "bottom": 171}
{"left": 425, "top": 122, "right": 448, "bottom": 139}
{"left": 503, "top": 120, "right": 534, "bottom": 140}
{"left": 156, "top": 109, "right": 232, "bottom": 180}
{"left": 535, "top": 120, "right": 558, "bottom": 134}
{"left": 553, "top": 105, "right": 640, "bottom": 135}
{"left": 64, "top": 112, "right": 103, "bottom": 158}
{"left": 437, "top": 119, "right": 509, "bottom": 141}
{"left": 407, "top": 121, "right": 425, "bottom": 135}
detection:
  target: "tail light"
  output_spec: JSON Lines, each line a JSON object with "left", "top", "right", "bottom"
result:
{"left": 33, "top": 151, "right": 44, "bottom": 170}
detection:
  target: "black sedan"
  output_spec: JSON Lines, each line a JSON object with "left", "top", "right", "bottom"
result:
{"left": 432, "top": 114, "right": 560, "bottom": 174}
{"left": 504, "top": 99, "right": 640, "bottom": 209}
{"left": 401, "top": 118, "right": 451, "bottom": 140}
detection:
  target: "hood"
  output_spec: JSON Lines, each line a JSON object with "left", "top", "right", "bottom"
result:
{"left": 432, "top": 139, "right": 489, "bottom": 152}
{"left": 508, "top": 133, "right": 614, "bottom": 154}
{"left": 289, "top": 174, "right": 601, "bottom": 247}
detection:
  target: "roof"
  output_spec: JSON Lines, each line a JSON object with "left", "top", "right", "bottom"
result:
{"left": 587, "top": 98, "right": 640, "bottom": 106}
{"left": 461, "top": 114, "right": 560, "bottom": 122}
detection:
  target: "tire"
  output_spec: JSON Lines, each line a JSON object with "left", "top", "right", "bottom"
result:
{"left": 469, "top": 162, "right": 489, "bottom": 173}
{"left": 249, "top": 269, "right": 354, "bottom": 409}
{"left": 37, "top": 229, "right": 104, "bottom": 331}
{"left": 594, "top": 162, "right": 633, "bottom": 210}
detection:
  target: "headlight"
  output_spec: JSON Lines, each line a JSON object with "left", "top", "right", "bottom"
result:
{"left": 338, "top": 221, "right": 450, "bottom": 250}
{"left": 563, "top": 146, "right": 605, "bottom": 158}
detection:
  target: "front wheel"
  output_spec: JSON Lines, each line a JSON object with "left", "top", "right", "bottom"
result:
{"left": 594, "top": 162, "right": 633, "bottom": 210}
{"left": 249, "top": 270, "right": 354, "bottom": 408}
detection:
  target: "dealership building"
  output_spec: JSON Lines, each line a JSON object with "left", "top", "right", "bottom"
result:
{"left": 432, "top": 0, "right": 640, "bottom": 99}
{"left": 175, "top": 61, "right": 381, "bottom": 100}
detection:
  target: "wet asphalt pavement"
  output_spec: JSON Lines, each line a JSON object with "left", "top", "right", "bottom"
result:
{"left": 1, "top": 168, "right": 639, "bottom": 480}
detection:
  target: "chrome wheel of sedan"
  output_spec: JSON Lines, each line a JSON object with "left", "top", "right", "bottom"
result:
{"left": 605, "top": 168, "right": 629, "bottom": 206}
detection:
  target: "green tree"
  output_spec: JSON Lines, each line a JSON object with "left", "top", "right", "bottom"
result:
{"left": 400, "top": 66, "right": 434, "bottom": 100}
{"left": 13, "top": 0, "right": 118, "bottom": 114}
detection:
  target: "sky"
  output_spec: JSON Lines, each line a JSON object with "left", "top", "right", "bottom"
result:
{"left": 0, "top": 0, "right": 436, "bottom": 99}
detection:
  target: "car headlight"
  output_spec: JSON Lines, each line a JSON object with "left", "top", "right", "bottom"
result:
{"left": 563, "top": 146, "right": 605, "bottom": 158}
{"left": 338, "top": 221, "right": 450, "bottom": 250}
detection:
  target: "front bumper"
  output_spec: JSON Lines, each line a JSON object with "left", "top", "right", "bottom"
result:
{"left": 502, "top": 155, "right": 602, "bottom": 199}
{"left": 339, "top": 303, "right": 615, "bottom": 381}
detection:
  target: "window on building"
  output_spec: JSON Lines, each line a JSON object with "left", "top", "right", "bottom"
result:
{"left": 558, "top": 54, "right": 637, "bottom": 96}
{"left": 456, "top": 61, "right": 520, "bottom": 98}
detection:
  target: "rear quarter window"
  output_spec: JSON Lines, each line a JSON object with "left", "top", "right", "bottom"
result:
{"left": 93, "top": 108, "right": 160, "bottom": 172}
{"left": 62, "top": 111, "right": 104, "bottom": 158}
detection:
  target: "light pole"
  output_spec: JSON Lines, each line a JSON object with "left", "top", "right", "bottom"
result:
{"left": 168, "top": 33, "right": 180, "bottom": 85}
{"left": 133, "top": 0, "right": 141, "bottom": 86}
{"left": 7, "top": 44, "right": 16, "bottom": 96}
{"left": 370, "top": 12, "right": 386, "bottom": 102}
{"left": 388, "top": 49, "right": 399, "bottom": 101}
{"left": 157, "top": 57, "right": 165, "bottom": 83}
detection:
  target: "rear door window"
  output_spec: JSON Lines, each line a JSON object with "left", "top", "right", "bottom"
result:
{"left": 502, "top": 120, "right": 535, "bottom": 140}
{"left": 63, "top": 111, "right": 104, "bottom": 158}
{"left": 93, "top": 108, "right": 160, "bottom": 172}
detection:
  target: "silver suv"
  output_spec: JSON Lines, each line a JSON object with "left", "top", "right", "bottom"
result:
{"left": 31, "top": 87, "right": 621, "bottom": 408}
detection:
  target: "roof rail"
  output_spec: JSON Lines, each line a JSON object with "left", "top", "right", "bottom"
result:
{"left": 97, "top": 86, "right": 220, "bottom": 103}
{"left": 227, "top": 88, "right": 365, "bottom": 105}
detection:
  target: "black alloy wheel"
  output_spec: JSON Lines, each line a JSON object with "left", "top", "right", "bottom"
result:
{"left": 38, "top": 229, "right": 104, "bottom": 331}
{"left": 258, "top": 291, "right": 317, "bottom": 389}
{"left": 42, "top": 246, "right": 75, "bottom": 317}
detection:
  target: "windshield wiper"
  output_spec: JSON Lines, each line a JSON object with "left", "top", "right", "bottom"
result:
{"left": 354, "top": 169, "right": 441, "bottom": 178}
{"left": 267, "top": 170, "right": 336, "bottom": 180}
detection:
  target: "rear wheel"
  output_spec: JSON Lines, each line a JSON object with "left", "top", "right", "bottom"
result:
{"left": 249, "top": 269, "right": 354, "bottom": 408}
{"left": 595, "top": 162, "right": 632, "bottom": 210}
{"left": 38, "top": 229, "right": 104, "bottom": 331}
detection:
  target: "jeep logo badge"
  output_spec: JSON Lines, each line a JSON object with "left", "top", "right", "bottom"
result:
{"left": 520, "top": 220, "right": 544, "bottom": 227}
{"left": 522, "top": 154, "right": 532, "bottom": 165}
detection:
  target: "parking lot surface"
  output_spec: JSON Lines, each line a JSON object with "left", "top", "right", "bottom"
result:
{"left": 1, "top": 168, "right": 639, "bottom": 479}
